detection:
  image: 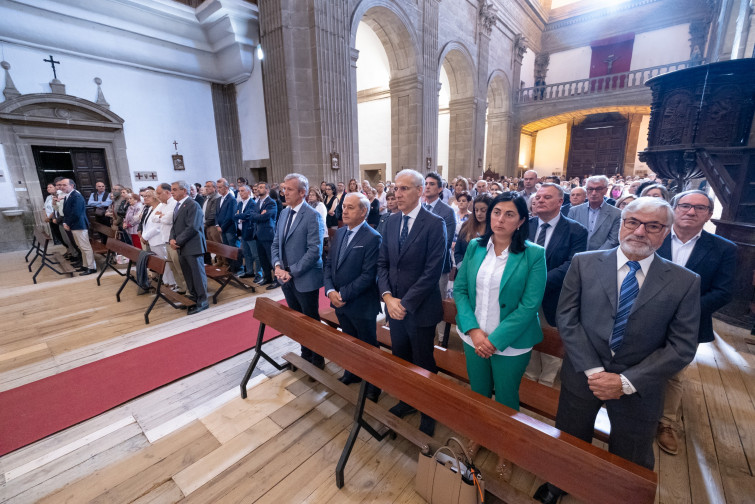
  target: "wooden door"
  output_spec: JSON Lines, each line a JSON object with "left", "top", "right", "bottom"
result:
{"left": 567, "top": 116, "right": 628, "bottom": 180}
{"left": 70, "top": 148, "right": 109, "bottom": 200}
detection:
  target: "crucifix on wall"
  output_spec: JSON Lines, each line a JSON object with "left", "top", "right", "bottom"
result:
{"left": 43, "top": 55, "right": 61, "bottom": 79}
{"left": 172, "top": 140, "right": 185, "bottom": 171}
{"left": 604, "top": 54, "right": 620, "bottom": 74}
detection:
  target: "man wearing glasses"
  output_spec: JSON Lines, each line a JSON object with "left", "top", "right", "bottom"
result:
{"left": 654, "top": 190, "right": 737, "bottom": 455}
{"left": 535, "top": 196, "right": 700, "bottom": 504}
{"left": 568, "top": 175, "right": 621, "bottom": 250}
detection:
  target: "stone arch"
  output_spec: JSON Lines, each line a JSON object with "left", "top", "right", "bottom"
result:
{"left": 484, "top": 71, "right": 512, "bottom": 174}
{"left": 0, "top": 93, "right": 130, "bottom": 236}
{"left": 350, "top": 0, "right": 422, "bottom": 180}
{"left": 437, "top": 42, "right": 477, "bottom": 179}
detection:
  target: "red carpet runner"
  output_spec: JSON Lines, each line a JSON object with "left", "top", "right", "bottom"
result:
{"left": 0, "top": 290, "right": 331, "bottom": 456}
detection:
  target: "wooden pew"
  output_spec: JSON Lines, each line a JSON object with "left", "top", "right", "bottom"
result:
{"left": 104, "top": 239, "right": 193, "bottom": 323}
{"left": 245, "top": 298, "right": 657, "bottom": 504}
{"left": 320, "top": 301, "right": 611, "bottom": 442}
{"left": 205, "top": 240, "right": 255, "bottom": 304}
{"left": 28, "top": 227, "right": 75, "bottom": 284}
{"left": 90, "top": 221, "right": 125, "bottom": 286}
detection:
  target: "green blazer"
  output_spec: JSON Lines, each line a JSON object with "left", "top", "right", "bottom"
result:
{"left": 454, "top": 238, "right": 547, "bottom": 351}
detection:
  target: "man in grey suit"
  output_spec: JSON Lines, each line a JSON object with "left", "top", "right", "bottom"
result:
{"left": 567, "top": 175, "right": 621, "bottom": 250}
{"left": 423, "top": 172, "right": 456, "bottom": 299}
{"left": 202, "top": 180, "right": 221, "bottom": 265}
{"left": 534, "top": 196, "right": 700, "bottom": 504}
{"left": 169, "top": 180, "right": 209, "bottom": 315}
{"left": 272, "top": 173, "right": 326, "bottom": 368}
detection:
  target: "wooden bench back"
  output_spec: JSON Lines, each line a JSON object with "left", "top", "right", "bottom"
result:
{"left": 91, "top": 221, "right": 116, "bottom": 238}
{"left": 442, "top": 298, "right": 564, "bottom": 358}
{"left": 206, "top": 240, "right": 240, "bottom": 261}
{"left": 105, "top": 239, "right": 166, "bottom": 276}
{"left": 34, "top": 227, "right": 51, "bottom": 246}
{"left": 254, "top": 298, "right": 656, "bottom": 504}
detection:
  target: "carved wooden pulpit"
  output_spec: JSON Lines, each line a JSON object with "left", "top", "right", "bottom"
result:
{"left": 639, "top": 59, "right": 755, "bottom": 325}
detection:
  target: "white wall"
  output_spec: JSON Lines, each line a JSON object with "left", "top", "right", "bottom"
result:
{"left": 357, "top": 99, "right": 392, "bottom": 179}
{"left": 236, "top": 64, "right": 270, "bottom": 162}
{"left": 631, "top": 24, "right": 691, "bottom": 68}
{"left": 0, "top": 42, "right": 222, "bottom": 191}
{"left": 521, "top": 49, "right": 536, "bottom": 88}
{"left": 0, "top": 145, "right": 19, "bottom": 209}
{"left": 355, "top": 23, "right": 390, "bottom": 91}
{"left": 532, "top": 124, "right": 568, "bottom": 175}
{"left": 519, "top": 134, "right": 533, "bottom": 168}
{"left": 547, "top": 46, "right": 592, "bottom": 83}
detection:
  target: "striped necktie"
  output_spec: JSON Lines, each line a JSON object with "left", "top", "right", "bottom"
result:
{"left": 398, "top": 215, "right": 410, "bottom": 252}
{"left": 536, "top": 223, "right": 549, "bottom": 247}
{"left": 337, "top": 230, "right": 352, "bottom": 268}
{"left": 609, "top": 261, "right": 641, "bottom": 352}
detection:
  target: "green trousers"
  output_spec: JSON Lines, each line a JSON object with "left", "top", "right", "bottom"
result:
{"left": 462, "top": 342, "right": 531, "bottom": 411}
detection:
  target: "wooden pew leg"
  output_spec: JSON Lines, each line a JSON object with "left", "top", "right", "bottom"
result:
{"left": 143, "top": 277, "right": 165, "bottom": 324}
{"left": 335, "top": 380, "right": 393, "bottom": 488}
{"left": 239, "top": 323, "right": 290, "bottom": 399}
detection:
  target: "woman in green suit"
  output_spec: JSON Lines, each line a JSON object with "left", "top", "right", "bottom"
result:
{"left": 454, "top": 192, "right": 546, "bottom": 481}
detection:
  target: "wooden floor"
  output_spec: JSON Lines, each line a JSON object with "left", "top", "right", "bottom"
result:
{"left": 1, "top": 246, "right": 754, "bottom": 504}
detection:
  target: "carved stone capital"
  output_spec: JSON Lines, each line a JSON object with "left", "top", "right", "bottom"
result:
{"left": 479, "top": 1, "right": 497, "bottom": 37}
{"left": 514, "top": 34, "right": 528, "bottom": 65}
{"left": 534, "top": 52, "right": 550, "bottom": 81}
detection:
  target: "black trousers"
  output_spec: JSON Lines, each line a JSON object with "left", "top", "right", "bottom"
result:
{"left": 179, "top": 253, "right": 208, "bottom": 304}
{"left": 386, "top": 314, "right": 437, "bottom": 373}
{"left": 281, "top": 281, "right": 324, "bottom": 366}
{"left": 336, "top": 310, "right": 381, "bottom": 394}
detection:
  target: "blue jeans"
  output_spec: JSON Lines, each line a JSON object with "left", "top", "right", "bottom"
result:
{"left": 241, "top": 239, "right": 263, "bottom": 276}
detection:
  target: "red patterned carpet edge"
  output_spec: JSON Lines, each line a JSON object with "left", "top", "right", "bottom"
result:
{"left": 0, "top": 289, "right": 331, "bottom": 457}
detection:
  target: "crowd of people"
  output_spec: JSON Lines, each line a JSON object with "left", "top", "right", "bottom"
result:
{"left": 43, "top": 167, "right": 735, "bottom": 497}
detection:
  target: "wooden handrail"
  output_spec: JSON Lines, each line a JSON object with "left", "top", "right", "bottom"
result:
{"left": 253, "top": 297, "right": 657, "bottom": 504}
{"left": 105, "top": 239, "right": 165, "bottom": 276}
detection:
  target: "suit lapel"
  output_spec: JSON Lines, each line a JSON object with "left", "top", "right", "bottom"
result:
{"left": 527, "top": 217, "right": 537, "bottom": 242}
{"left": 593, "top": 205, "right": 609, "bottom": 234}
{"left": 597, "top": 250, "right": 618, "bottom": 313}
{"left": 337, "top": 225, "right": 366, "bottom": 269}
{"left": 286, "top": 204, "right": 305, "bottom": 241}
{"left": 546, "top": 218, "right": 568, "bottom": 262}
{"left": 630, "top": 254, "right": 671, "bottom": 315}
{"left": 683, "top": 231, "right": 711, "bottom": 272}
{"left": 398, "top": 208, "right": 426, "bottom": 260}
{"left": 499, "top": 250, "right": 523, "bottom": 294}
{"left": 657, "top": 234, "right": 672, "bottom": 260}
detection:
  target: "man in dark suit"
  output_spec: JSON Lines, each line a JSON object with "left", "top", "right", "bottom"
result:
{"left": 60, "top": 178, "right": 97, "bottom": 276}
{"left": 324, "top": 192, "right": 382, "bottom": 402}
{"left": 191, "top": 183, "right": 205, "bottom": 207}
{"left": 655, "top": 190, "right": 737, "bottom": 455}
{"left": 525, "top": 183, "right": 587, "bottom": 386}
{"left": 215, "top": 178, "right": 239, "bottom": 272}
{"left": 271, "top": 173, "right": 325, "bottom": 368}
{"left": 567, "top": 175, "right": 621, "bottom": 250}
{"left": 169, "top": 180, "right": 209, "bottom": 315}
{"left": 250, "top": 182, "right": 277, "bottom": 287}
{"left": 423, "top": 172, "right": 456, "bottom": 300}
{"left": 377, "top": 169, "right": 446, "bottom": 436}
{"left": 202, "top": 180, "right": 221, "bottom": 265}
{"left": 535, "top": 197, "right": 700, "bottom": 504}
{"left": 233, "top": 185, "right": 258, "bottom": 278}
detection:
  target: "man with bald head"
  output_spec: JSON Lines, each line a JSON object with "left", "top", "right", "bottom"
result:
{"left": 519, "top": 169, "right": 539, "bottom": 213}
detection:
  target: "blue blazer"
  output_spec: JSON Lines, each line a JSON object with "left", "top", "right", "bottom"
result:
{"left": 251, "top": 196, "right": 277, "bottom": 242}
{"left": 271, "top": 203, "right": 324, "bottom": 292}
{"left": 377, "top": 207, "right": 446, "bottom": 326}
{"left": 214, "top": 194, "right": 237, "bottom": 233}
{"left": 232, "top": 198, "right": 255, "bottom": 241}
{"left": 63, "top": 191, "right": 89, "bottom": 230}
{"left": 428, "top": 199, "right": 457, "bottom": 274}
{"left": 657, "top": 230, "right": 736, "bottom": 343}
{"left": 528, "top": 216, "right": 588, "bottom": 326}
{"left": 324, "top": 223, "right": 382, "bottom": 320}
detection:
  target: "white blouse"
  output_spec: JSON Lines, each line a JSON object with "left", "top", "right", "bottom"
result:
{"left": 458, "top": 240, "right": 532, "bottom": 356}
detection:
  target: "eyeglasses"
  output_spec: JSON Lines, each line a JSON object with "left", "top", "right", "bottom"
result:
{"left": 623, "top": 218, "right": 667, "bottom": 234}
{"left": 586, "top": 187, "right": 607, "bottom": 192}
{"left": 676, "top": 203, "right": 710, "bottom": 213}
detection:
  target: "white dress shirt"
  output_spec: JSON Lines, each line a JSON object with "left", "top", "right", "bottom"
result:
{"left": 399, "top": 202, "right": 422, "bottom": 238}
{"left": 459, "top": 240, "right": 531, "bottom": 356}
{"left": 151, "top": 197, "right": 177, "bottom": 243}
{"left": 670, "top": 227, "right": 702, "bottom": 267}
{"left": 535, "top": 213, "right": 561, "bottom": 249}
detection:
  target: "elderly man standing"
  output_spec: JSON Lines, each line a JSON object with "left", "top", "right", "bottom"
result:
{"left": 169, "top": 180, "right": 208, "bottom": 315}
{"left": 152, "top": 183, "right": 188, "bottom": 294}
{"left": 215, "top": 178, "right": 239, "bottom": 271}
{"left": 519, "top": 170, "right": 539, "bottom": 213}
{"left": 534, "top": 197, "right": 700, "bottom": 504}
{"left": 202, "top": 180, "right": 221, "bottom": 264}
{"left": 525, "top": 183, "right": 587, "bottom": 386}
{"left": 324, "top": 192, "right": 382, "bottom": 401}
{"left": 654, "top": 190, "right": 737, "bottom": 455}
{"left": 568, "top": 175, "right": 621, "bottom": 250}
{"left": 378, "top": 169, "right": 446, "bottom": 436}
{"left": 60, "top": 178, "right": 97, "bottom": 276}
{"left": 272, "top": 173, "right": 325, "bottom": 368}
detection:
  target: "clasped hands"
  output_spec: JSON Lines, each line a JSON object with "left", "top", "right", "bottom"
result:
{"left": 588, "top": 371, "right": 623, "bottom": 400}
{"left": 469, "top": 329, "right": 496, "bottom": 359}
{"left": 274, "top": 265, "right": 291, "bottom": 283}
{"left": 327, "top": 290, "right": 345, "bottom": 308}
{"left": 383, "top": 294, "right": 406, "bottom": 320}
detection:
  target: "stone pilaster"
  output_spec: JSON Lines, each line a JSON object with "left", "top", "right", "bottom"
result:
{"left": 473, "top": 2, "right": 495, "bottom": 181}
{"left": 447, "top": 96, "right": 477, "bottom": 179}
{"left": 390, "top": 75, "right": 424, "bottom": 174}
{"left": 623, "top": 113, "right": 644, "bottom": 176}
{"left": 211, "top": 83, "right": 243, "bottom": 178}
{"left": 485, "top": 111, "right": 511, "bottom": 175}
{"left": 421, "top": 0, "right": 440, "bottom": 174}
{"left": 507, "top": 35, "right": 528, "bottom": 174}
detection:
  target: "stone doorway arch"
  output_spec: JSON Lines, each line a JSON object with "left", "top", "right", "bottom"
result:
{"left": 0, "top": 93, "right": 129, "bottom": 249}
{"left": 484, "top": 71, "right": 512, "bottom": 175}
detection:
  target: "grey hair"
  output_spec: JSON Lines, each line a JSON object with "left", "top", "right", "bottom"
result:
{"left": 240, "top": 185, "right": 251, "bottom": 193}
{"left": 585, "top": 175, "right": 609, "bottom": 187}
{"left": 172, "top": 180, "right": 191, "bottom": 192}
{"left": 539, "top": 182, "right": 564, "bottom": 199}
{"left": 205, "top": 180, "right": 217, "bottom": 189}
{"left": 395, "top": 169, "right": 425, "bottom": 189}
{"left": 158, "top": 182, "right": 171, "bottom": 191}
{"left": 640, "top": 183, "right": 670, "bottom": 202}
{"left": 284, "top": 173, "right": 309, "bottom": 194}
{"left": 621, "top": 196, "right": 674, "bottom": 227}
{"left": 671, "top": 189, "right": 714, "bottom": 213}
{"left": 344, "top": 191, "right": 370, "bottom": 213}
{"left": 217, "top": 178, "right": 228, "bottom": 188}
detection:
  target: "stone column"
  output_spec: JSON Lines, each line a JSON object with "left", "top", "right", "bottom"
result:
{"left": 259, "top": 0, "right": 356, "bottom": 184}
{"left": 390, "top": 75, "right": 424, "bottom": 174}
{"left": 473, "top": 2, "right": 495, "bottom": 180}
{"left": 447, "top": 97, "right": 477, "bottom": 179}
{"left": 623, "top": 113, "right": 644, "bottom": 176}
{"left": 211, "top": 83, "right": 243, "bottom": 178}
{"left": 528, "top": 131, "right": 538, "bottom": 170}
{"left": 507, "top": 35, "right": 528, "bottom": 174}
{"left": 420, "top": 0, "right": 440, "bottom": 174}
{"left": 484, "top": 111, "right": 511, "bottom": 174}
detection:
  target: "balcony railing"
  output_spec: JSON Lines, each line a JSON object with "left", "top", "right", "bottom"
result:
{"left": 516, "top": 60, "right": 699, "bottom": 104}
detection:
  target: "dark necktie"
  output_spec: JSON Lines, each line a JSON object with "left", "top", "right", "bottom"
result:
{"left": 281, "top": 209, "right": 296, "bottom": 269}
{"left": 610, "top": 261, "right": 641, "bottom": 352}
{"left": 424, "top": 203, "right": 432, "bottom": 212}
{"left": 536, "top": 223, "right": 550, "bottom": 247}
{"left": 173, "top": 201, "right": 181, "bottom": 222}
{"left": 337, "top": 229, "right": 353, "bottom": 268}
{"left": 398, "top": 215, "right": 410, "bottom": 252}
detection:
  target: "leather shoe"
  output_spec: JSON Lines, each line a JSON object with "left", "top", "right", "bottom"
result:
{"left": 419, "top": 414, "right": 435, "bottom": 437}
{"left": 266, "top": 281, "right": 281, "bottom": 290}
{"left": 338, "top": 373, "right": 362, "bottom": 385}
{"left": 657, "top": 423, "right": 679, "bottom": 455}
{"left": 258, "top": 277, "right": 273, "bottom": 286}
{"left": 533, "top": 483, "right": 563, "bottom": 504}
{"left": 187, "top": 302, "right": 209, "bottom": 315}
{"left": 239, "top": 273, "right": 254, "bottom": 278}
{"left": 253, "top": 275, "right": 264, "bottom": 284}
{"left": 75, "top": 266, "right": 88, "bottom": 272}
{"left": 366, "top": 389, "right": 381, "bottom": 403}
{"left": 388, "top": 402, "right": 416, "bottom": 418}
{"left": 79, "top": 269, "right": 97, "bottom": 276}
